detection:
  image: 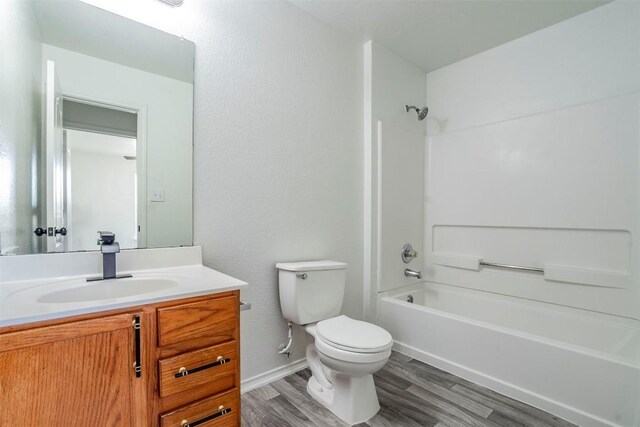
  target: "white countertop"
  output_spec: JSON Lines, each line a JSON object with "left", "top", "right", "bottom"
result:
{"left": 0, "top": 264, "right": 248, "bottom": 328}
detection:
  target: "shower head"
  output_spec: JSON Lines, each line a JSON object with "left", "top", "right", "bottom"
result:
{"left": 406, "top": 105, "right": 429, "bottom": 121}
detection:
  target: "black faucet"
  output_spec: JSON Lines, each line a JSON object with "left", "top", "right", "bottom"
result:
{"left": 87, "top": 231, "right": 132, "bottom": 282}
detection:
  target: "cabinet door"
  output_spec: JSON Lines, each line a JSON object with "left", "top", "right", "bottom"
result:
{"left": 0, "top": 312, "right": 144, "bottom": 426}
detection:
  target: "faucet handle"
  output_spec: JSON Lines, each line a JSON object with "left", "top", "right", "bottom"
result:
{"left": 97, "top": 231, "right": 116, "bottom": 245}
{"left": 401, "top": 243, "right": 418, "bottom": 263}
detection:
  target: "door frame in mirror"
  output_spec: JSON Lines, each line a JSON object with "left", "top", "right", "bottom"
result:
{"left": 44, "top": 60, "right": 65, "bottom": 253}
{"left": 59, "top": 92, "right": 148, "bottom": 250}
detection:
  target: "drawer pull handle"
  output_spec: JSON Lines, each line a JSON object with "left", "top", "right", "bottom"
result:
{"left": 174, "top": 357, "right": 231, "bottom": 378}
{"left": 178, "top": 405, "right": 232, "bottom": 427}
{"left": 132, "top": 316, "right": 142, "bottom": 378}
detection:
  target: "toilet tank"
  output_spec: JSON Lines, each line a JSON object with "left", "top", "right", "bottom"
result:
{"left": 276, "top": 260, "right": 347, "bottom": 325}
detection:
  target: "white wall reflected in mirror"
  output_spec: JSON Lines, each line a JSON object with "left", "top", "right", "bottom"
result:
{"left": 66, "top": 130, "right": 138, "bottom": 252}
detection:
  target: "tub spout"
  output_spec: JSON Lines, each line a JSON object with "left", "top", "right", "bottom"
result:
{"left": 405, "top": 268, "right": 422, "bottom": 279}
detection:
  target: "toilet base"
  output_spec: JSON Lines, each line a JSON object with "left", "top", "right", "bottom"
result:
{"left": 307, "top": 371, "right": 380, "bottom": 425}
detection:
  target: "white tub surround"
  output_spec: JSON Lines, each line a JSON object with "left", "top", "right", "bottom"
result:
{"left": 0, "top": 246, "right": 247, "bottom": 327}
{"left": 379, "top": 282, "right": 640, "bottom": 427}
{"left": 423, "top": 0, "right": 640, "bottom": 321}
{"left": 363, "top": 41, "right": 426, "bottom": 322}
{"left": 403, "top": 5, "right": 640, "bottom": 425}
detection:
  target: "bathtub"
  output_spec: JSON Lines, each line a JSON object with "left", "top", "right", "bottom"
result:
{"left": 379, "top": 282, "right": 640, "bottom": 427}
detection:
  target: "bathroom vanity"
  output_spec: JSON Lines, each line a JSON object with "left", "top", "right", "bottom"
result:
{"left": 0, "top": 247, "right": 247, "bottom": 426}
{"left": 0, "top": 2, "right": 243, "bottom": 423}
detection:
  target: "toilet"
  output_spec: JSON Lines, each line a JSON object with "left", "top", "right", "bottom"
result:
{"left": 276, "top": 260, "right": 393, "bottom": 425}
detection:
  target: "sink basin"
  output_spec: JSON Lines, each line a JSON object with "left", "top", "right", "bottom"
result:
{"left": 37, "top": 277, "right": 178, "bottom": 303}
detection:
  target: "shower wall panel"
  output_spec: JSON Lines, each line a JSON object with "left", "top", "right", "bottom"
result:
{"left": 424, "top": 1, "right": 640, "bottom": 319}
{"left": 364, "top": 42, "right": 426, "bottom": 299}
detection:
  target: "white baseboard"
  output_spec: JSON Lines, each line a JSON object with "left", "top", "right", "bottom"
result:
{"left": 241, "top": 358, "right": 308, "bottom": 394}
{"left": 392, "top": 341, "right": 618, "bottom": 427}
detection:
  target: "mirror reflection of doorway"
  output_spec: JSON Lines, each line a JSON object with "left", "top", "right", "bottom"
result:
{"left": 59, "top": 98, "right": 141, "bottom": 252}
{"left": 65, "top": 129, "right": 137, "bottom": 251}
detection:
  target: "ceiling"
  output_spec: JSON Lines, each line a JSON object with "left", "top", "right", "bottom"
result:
{"left": 289, "top": 0, "right": 610, "bottom": 72}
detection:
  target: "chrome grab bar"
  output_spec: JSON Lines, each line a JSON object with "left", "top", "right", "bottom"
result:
{"left": 479, "top": 261, "right": 544, "bottom": 274}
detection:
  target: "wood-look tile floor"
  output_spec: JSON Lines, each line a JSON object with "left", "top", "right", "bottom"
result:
{"left": 241, "top": 351, "right": 576, "bottom": 427}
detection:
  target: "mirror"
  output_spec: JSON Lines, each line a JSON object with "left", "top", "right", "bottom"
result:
{"left": 0, "top": 0, "right": 195, "bottom": 255}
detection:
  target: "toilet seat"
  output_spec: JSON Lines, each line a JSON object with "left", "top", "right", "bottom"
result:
{"left": 316, "top": 315, "right": 393, "bottom": 357}
{"left": 315, "top": 337, "right": 391, "bottom": 364}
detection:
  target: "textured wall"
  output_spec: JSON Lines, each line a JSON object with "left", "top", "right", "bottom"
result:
{"left": 0, "top": 1, "right": 42, "bottom": 255}
{"left": 84, "top": 0, "right": 365, "bottom": 380}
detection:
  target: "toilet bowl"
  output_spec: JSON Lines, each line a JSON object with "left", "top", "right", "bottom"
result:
{"left": 276, "top": 260, "right": 393, "bottom": 425}
{"left": 304, "top": 316, "right": 392, "bottom": 424}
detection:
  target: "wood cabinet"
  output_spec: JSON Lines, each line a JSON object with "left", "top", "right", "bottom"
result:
{"left": 0, "top": 312, "right": 146, "bottom": 426}
{"left": 0, "top": 290, "right": 241, "bottom": 427}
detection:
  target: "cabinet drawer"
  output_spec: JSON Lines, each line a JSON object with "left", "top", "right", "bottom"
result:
{"left": 159, "top": 341, "right": 237, "bottom": 398}
{"left": 160, "top": 388, "right": 239, "bottom": 427}
{"left": 157, "top": 295, "right": 238, "bottom": 348}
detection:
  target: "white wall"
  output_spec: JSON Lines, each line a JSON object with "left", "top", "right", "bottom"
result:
{"left": 364, "top": 42, "right": 425, "bottom": 319}
{"left": 41, "top": 44, "right": 193, "bottom": 249}
{"left": 0, "top": 0, "right": 42, "bottom": 255}
{"left": 83, "top": 0, "right": 365, "bottom": 380}
{"left": 424, "top": 1, "right": 640, "bottom": 319}
{"left": 67, "top": 130, "right": 137, "bottom": 251}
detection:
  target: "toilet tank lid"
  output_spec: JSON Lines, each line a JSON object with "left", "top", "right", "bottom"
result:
{"left": 275, "top": 260, "right": 347, "bottom": 272}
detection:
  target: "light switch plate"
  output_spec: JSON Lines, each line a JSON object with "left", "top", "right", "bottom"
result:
{"left": 150, "top": 188, "right": 165, "bottom": 202}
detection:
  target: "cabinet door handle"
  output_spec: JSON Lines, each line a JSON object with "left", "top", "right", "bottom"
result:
{"left": 180, "top": 405, "right": 231, "bottom": 427}
{"left": 132, "top": 316, "right": 141, "bottom": 378}
{"left": 174, "top": 356, "right": 231, "bottom": 378}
